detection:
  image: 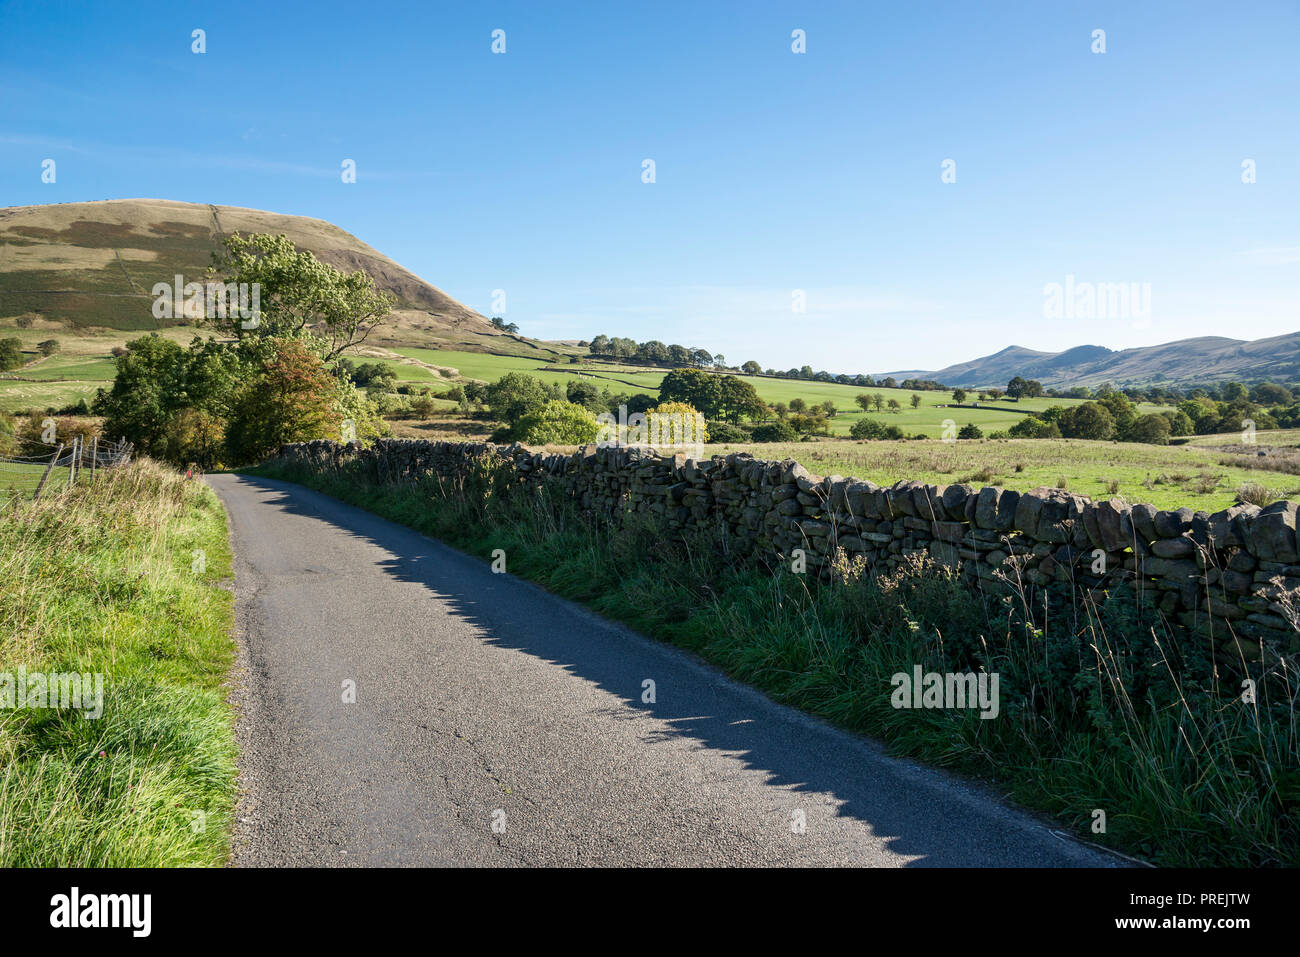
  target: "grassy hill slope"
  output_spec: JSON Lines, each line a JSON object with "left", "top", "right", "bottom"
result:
{"left": 0, "top": 199, "right": 507, "bottom": 349}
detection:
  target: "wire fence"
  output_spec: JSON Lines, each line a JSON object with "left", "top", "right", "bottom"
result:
{"left": 0, "top": 436, "right": 134, "bottom": 503}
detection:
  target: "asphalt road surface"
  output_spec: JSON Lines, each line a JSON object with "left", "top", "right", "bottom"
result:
{"left": 209, "top": 473, "right": 1122, "bottom": 867}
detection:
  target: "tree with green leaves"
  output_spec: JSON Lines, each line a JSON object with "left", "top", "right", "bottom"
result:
{"left": 225, "top": 339, "right": 344, "bottom": 463}
{"left": 1125, "top": 413, "right": 1172, "bottom": 445}
{"left": 95, "top": 334, "right": 245, "bottom": 464}
{"left": 1058, "top": 402, "right": 1116, "bottom": 440}
{"left": 0, "top": 338, "right": 24, "bottom": 371}
{"left": 715, "top": 375, "right": 765, "bottom": 423}
{"left": 850, "top": 418, "right": 886, "bottom": 440}
{"left": 658, "top": 368, "right": 723, "bottom": 418}
{"left": 209, "top": 233, "right": 394, "bottom": 360}
{"left": 485, "top": 372, "right": 555, "bottom": 424}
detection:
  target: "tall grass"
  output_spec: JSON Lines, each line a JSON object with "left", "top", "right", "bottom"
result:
{"left": 0, "top": 460, "right": 237, "bottom": 866}
{"left": 255, "top": 451, "right": 1300, "bottom": 866}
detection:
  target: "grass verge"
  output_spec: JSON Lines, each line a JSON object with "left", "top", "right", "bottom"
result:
{"left": 0, "top": 460, "right": 237, "bottom": 866}
{"left": 252, "top": 451, "right": 1300, "bottom": 867}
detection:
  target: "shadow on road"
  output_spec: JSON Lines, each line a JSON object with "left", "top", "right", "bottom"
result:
{"left": 221, "top": 472, "right": 1116, "bottom": 868}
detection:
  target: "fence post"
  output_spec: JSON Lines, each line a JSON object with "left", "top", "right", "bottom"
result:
{"left": 33, "top": 443, "right": 64, "bottom": 500}
{"left": 90, "top": 435, "right": 98, "bottom": 482}
{"left": 67, "top": 437, "right": 80, "bottom": 490}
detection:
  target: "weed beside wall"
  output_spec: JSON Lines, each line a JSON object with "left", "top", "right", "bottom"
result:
{"left": 261, "top": 439, "right": 1300, "bottom": 866}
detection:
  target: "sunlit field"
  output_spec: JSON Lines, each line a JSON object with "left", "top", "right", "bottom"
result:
{"left": 394, "top": 347, "right": 1176, "bottom": 437}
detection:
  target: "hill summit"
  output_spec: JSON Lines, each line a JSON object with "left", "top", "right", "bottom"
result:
{"left": 0, "top": 199, "right": 496, "bottom": 346}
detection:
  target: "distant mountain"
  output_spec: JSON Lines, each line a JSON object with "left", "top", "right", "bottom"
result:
{"left": 880, "top": 332, "right": 1300, "bottom": 389}
{"left": 0, "top": 199, "right": 500, "bottom": 348}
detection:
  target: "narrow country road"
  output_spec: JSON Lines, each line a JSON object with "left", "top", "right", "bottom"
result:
{"left": 209, "top": 473, "right": 1121, "bottom": 867}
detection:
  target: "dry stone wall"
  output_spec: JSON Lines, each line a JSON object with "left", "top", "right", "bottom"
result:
{"left": 273, "top": 438, "right": 1300, "bottom": 662}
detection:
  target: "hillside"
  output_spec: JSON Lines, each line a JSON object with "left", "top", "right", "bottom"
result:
{"left": 5, "top": 201, "right": 1295, "bottom": 391}
{"left": 883, "top": 332, "right": 1300, "bottom": 389}
{"left": 0, "top": 199, "right": 515, "bottom": 350}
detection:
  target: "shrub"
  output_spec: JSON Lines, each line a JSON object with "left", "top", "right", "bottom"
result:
{"left": 14, "top": 414, "right": 99, "bottom": 457}
{"left": 957, "top": 423, "right": 983, "bottom": 439}
{"left": 1125, "top": 413, "right": 1172, "bottom": 445}
{"left": 705, "top": 422, "right": 750, "bottom": 443}
{"left": 370, "top": 392, "right": 412, "bottom": 416}
{"left": 1007, "top": 416, "right": 1060, "bottom": 439}
{"left": 511, "top": 400, "right": 600, "bottom": 445}
{"left": 644, "top": 401, "right": 709, "bottom": 444}
{"left": 752, "top": 421, "right": 797, "bottom": 443}
{"left": 789, "top": 413, "right": 830, "bottom": 435}
{"left": 410, "top": 395, "right": 438, "bottom": 418}
{"left": 850, "top": 418, "right": 886, "bottom": 440}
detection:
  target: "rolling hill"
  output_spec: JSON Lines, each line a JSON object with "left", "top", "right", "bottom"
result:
{"left": 882, "top": 332, "right": 1300, "bottom": 389}
{"left": 0, "top": 198, "right": 515, "bottom": 350}
{"left": 3, "top": 200, "right": 1294, "bottom": 390}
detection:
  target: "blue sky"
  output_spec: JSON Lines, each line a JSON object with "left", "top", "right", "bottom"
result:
{"left": 2, "top": 0, "right": 1297, "bottom": 374}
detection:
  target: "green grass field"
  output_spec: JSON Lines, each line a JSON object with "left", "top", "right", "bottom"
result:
{"left": 19, "top": 354, "right": 119, "bottom": 381}
{"left": 0, "top": 460, "right": 237, "bottom": 866}
{"left": 702, "top": 437, "right": 1299, "bottom": 512}
{"left": 0, "top": 323, "right": 204, "bottom": 413}
{"left": 379, "top": 347, "right": 1300, "bottom": 511}
{"left": 393, "top": 347, "right": 1177, "bottom": 437}
{"left": 0, "top": 460, "right": 58, "bottom": 503}
{"left": 393, "top": 347, "right": 667, "bottom": 394}
{"left": 0, "top": 351, "right": 120, "bottom": 413}
{"left": 0, "top": 379, "right": 104, "bottom": 413}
